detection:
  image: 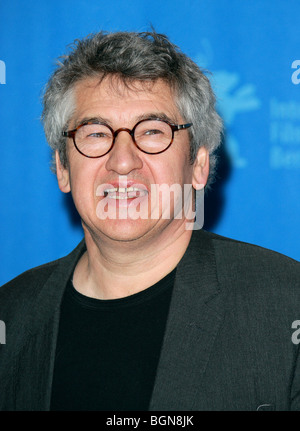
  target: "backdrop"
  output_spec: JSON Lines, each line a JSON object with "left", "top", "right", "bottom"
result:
{"left": 0, "top": 0, "right": 299, "bottom": 285}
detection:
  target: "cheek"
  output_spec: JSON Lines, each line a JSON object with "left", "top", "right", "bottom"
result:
{"left": 154, "top": 157, "right": 193, "bottom": 186}
{"left": 68, "top": 165, "right": 98, "bottom": 208}
{"left": 150, "top": 158, "right": 193, "bottom": 211}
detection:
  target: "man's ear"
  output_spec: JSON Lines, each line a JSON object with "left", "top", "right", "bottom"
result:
{"left": 55, "top": 150, "right": 71, "bottom": 193}
{"left": 192, "top": 146, "right": 209, "bottom": 191}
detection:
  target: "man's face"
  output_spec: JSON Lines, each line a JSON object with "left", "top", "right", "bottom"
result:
{"left": 56, "top": 76, "right": 208, "bottom": 245}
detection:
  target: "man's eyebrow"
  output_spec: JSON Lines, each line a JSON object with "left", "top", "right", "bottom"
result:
{"left": 135, "top": 112, "right": 178, "bottom": 124}
{"left": 72, "top": 112, "right": 178, "bottom": 129}
{"left": 73, "top": 116, "right": 112, "bottom": 129}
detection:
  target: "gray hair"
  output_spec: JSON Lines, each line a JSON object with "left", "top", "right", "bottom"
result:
{"left": 42, "top": 30, "right": 222, "bottom": 186}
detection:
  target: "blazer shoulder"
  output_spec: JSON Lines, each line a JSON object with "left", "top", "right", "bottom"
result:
{"left": 0, "top": 240, "right": 86, "bottom": 317}
{"left": 204, "top": 230, "right": 300, "bottom": 289}
{"left": 209, "top": 230, "right": 298, "bottom": 263}
{"left": 203, "top": 229, "right": 294, "bottom": 256}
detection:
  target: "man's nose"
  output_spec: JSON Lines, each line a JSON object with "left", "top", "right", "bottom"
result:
{"left": 105, "top": 130, "right": 143, "bottom": 175}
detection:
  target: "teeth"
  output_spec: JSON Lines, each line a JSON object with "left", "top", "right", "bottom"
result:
{"left": 105, "top": 187, "right": 142, "bottom": 192}
{"left": 103, "top": 187, "right": 147, "bottom": 199}
{"left": 104, "top": 187, "right": 144, "bottom": 193}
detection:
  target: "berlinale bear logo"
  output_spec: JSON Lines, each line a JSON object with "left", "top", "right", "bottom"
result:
{"left": 194, "top": 39, "right": 261, "bottom": 168}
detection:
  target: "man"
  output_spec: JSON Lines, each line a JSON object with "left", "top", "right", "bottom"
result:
{"left": 0, "top": 30, "right": 299, "bottom": 411}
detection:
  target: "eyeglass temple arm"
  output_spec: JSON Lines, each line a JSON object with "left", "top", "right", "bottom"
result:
{"left": 175, "top": 123, "right": 193, "bottom": 130}
{"left": 63, "top": 129, "right": 80, "bottom": 138}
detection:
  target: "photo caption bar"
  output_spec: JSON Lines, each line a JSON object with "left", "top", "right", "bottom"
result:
{"left": 105, "top": 414, "right": 195, "bottom": 429}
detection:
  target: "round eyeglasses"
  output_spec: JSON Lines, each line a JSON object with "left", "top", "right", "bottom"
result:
{"left": 62, "top": 118, "right": 193, "bottom": 158}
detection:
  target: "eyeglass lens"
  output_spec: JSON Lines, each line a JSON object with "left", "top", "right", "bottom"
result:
{"left": 74, "top": 120, "right": 173, "bottom": 157}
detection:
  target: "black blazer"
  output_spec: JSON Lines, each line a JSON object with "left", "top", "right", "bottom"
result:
{"left": 0, "top": 230, "right": 299, "bottom": 411}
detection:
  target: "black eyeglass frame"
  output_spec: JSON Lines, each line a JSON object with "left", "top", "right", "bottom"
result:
{"left": 62, "top": 118, "right": 193, "bottom": 158}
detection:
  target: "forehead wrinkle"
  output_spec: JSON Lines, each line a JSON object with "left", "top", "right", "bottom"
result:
{"left": 73, "top": 112, "right": 179, "bottom": 131}
{"left": 75, "top": 75, "right": 161, "bottom": 100}
{"left": 72, "top": 76, "right": 182, "bottom": 128}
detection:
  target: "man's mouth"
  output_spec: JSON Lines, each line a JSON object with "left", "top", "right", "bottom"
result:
{"left": 103, "top": 187, "right": 148, "bottom": 200}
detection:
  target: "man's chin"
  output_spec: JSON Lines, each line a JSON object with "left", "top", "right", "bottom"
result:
{"left": 94, "top": 218, "right": 158, "bottom": 243}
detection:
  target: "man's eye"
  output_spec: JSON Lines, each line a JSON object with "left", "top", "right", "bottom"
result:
{"left": 145, "top": 129, "right": 163, "bottom": 135}
{"left": 86, "top": 132, "right": 107, "bottom": 138}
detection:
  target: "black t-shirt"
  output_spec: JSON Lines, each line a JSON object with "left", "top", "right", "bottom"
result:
{"left": 50, "top": 269, "right": 176, "bottom": 411}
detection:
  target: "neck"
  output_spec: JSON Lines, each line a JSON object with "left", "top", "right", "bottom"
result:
{"left": 72, "top": 222, "right": 193, "bottom": 299}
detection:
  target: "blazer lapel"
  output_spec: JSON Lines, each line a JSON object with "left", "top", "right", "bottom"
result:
{"left": 149, "top": 230, "right": 225, "bottom": 411}
{"left": 13, "top": 241, "right": 86, "bottom": 410}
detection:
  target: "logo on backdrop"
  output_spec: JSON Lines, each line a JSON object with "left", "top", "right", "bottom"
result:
{"left": 268, "top": 60, "right": 300, "bottom": 169}
{"left": 0, "top": 60, "right": 6, "bottom": 84}
{"left": 269, "top": 98, "right": 300, "bottom": 169}
{"left": 194, "top": 39, "right": 261, "bottom": 168}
